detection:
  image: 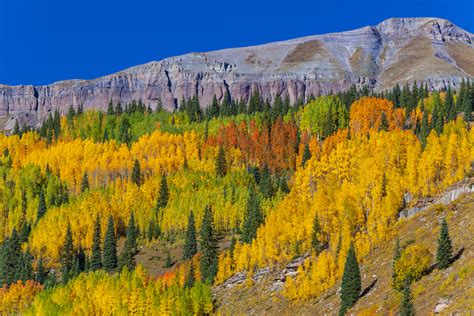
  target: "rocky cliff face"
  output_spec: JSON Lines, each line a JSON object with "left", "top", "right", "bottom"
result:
{"left": 1, "top": 17, "right": 473, "bottom": 127}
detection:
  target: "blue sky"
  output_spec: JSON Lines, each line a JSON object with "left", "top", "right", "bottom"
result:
{"left": 1, "top": 0, "right": 472, "bottom": 86}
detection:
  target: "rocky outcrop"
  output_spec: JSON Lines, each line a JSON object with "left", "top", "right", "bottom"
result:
{"left": 1, "top": 18, "right": 473, "bottom": 128}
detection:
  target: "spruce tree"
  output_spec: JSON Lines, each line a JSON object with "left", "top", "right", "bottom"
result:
{"left": 184, "top": 263, "right": 196, "bottom": 288}
{"left": 200, "top": 206, "right": 219, "bottom": 283}
{"left": 436, "top": 218, "right": 453, "bottom": 270}
{"left": 339, "top": 242, "right": 361, "bottom": 316}
{"left": 17, "top": 249, "right": 34, "bottom": 282}
{"left": 241, "top": 188, "right": 263, "bottom": 244}
{"left": 107, "top": 99, "right": 115, "bottom": 115}
{"left": 183, "top": 211, "right": 198, "bottom": 260}
{"left": 103, "top": 215, "right": 118, "bottom": 272}
{"left": 156, "top": 173, "right": 169, "bottom": 210}
{"left": 391, "top": 238, "right": 401, "bottom": 287}
{"left": 301, "top": 143, "right": 311, "bottom": 167}
{"left": 311, "top": 214, "right": 323, "bottom": 253}
{"left": 13, "top": 119, "right": 20, "bottom": 136}
{"left": 399, "top": 279, "right": 415, "bottom": 316}
{"left": 80, "top": 171, "right": 89, "bottom": 193}
{"left": 259, "top": 165, "right": 273, "bottom": 199}
{"left": 209, "top": 95, "right": 220, "bottom": 118}
{"left": 215, "top": 146, "right": 227, "bottom": 177}
{"left": 120, "top": 212, "right": 138, "bottom": 271}
{"left": 19, "top": 221, "right": 31, "bottom": 243}
{"left": 36, "top": 187, "right": 47, "bottom": 223}
{"left": 131, "top": 159, "right": 142, "bottom": 186}
{"left": 163, "top": 251, "right": 173, "bottom": 268}
{"left": 60, "top": 223, "right": 75, "bottom": 283}
{"left": 1, "top": 229, "right": 22, "bottom": 285}
{"left": 36, "top": 256, "right": 48, "bottom": 284}
{"left": 445, "top": 86, "right": 455, "bottom": 121}
{"left": 90, "top": 215, "right": 102, "bottom": 271}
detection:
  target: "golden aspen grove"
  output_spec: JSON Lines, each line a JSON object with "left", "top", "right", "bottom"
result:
{"left": 0, "top": 80, "right": 473, "bottom": 314}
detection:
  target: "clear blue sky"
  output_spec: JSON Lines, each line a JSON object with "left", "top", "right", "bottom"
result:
{"left": 1, "top": 0, "right": 472, "bottom": 86}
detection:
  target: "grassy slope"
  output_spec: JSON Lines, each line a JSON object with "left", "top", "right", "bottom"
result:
{"left": 214, "top": 191, "right": 474, "bottom": 315}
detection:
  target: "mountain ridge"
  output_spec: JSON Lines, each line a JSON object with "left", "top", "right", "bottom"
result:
{"left": 1, "top": 17, "right": 473, "bottom": 128}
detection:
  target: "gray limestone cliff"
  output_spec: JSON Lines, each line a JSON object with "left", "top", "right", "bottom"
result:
{"left": 1, "top": 17, "right": 473, "bottom": 128}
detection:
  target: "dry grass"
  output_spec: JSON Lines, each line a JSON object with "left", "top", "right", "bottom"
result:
{"left": 379, "top": 37, "right": 463, "bottom": 89}
{"left": 282, "top": 40, "right": 327, "bottom": 65}
{"left": 446, "top": 41, "right": 474, "bottom": 77}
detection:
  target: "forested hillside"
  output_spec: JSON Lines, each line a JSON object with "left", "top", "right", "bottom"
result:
{"left": 1, "top": 80, "right": 473, "bottom": 315}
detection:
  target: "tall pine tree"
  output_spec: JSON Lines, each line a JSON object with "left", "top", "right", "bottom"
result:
{"left": 80, "top": 171, "right": 89, "bottom": 193}
{"left": 200, "top": 206, "right": 218, "bottom": 283}
{"left": 339, "top": 242, "right": 361, "bottom": 316}
{"left": 131, "top": 159, "right": 142, "bottom": 186}
{"left": 36, "top": 187, "right": 47, "bottom": 223}
{"left": 215, "top": 146, "right": 227, "bottom": 177}
{"left": 301, "top": 143, "right": 311, "bottom": 167}
{"left": 399, "top": 279, "right": 415, "bottom": 316}
{"left": 183, "top": 211, "right": 198, "bottom": 260}
{"left": 103, "top": 215, "right": 118, "bottom": 272}
{"left": 156, "top": 173, "right": 169, "bottom": 211}
{"left": 120, "top": 212, "right": 138, "bottom": 271}
{"left": 241, "top": 188, "right": 264, "bottom": 244}
{"left": 60, "top": 223, "right": 75, "bottom": 283}
{"left": 90, "top": 215, "right": 102, "bottom": 271}
{"left": 436, "top": 218, "right": 453, "bottom": 270}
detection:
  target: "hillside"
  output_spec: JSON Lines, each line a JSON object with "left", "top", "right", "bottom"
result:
{"left": 0, "top": 17, "right": 473, "bottom": 129}
{"left": 213, "top": 183, "right": 474, "bottom": 315}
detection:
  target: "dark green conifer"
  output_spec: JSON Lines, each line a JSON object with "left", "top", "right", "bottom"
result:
{"left": 183, "top": 212, "right": 198, "bottom": 260}
{"left": 339, "top": 242, "right": 361, "bottom": 316}
{"left": 131, "top": 159, "right": 142, "bottom": 186}
{"left": 120, "top": 212, "right": 138, "bottom": 271}
{"left": 103, "top": 216, "right": 118, "bottom": 272}
{"left": 36, "top": 187, "right": 47, "bottom": 223}
{"left": 259, "top": 165, "right": 273, "bottom": 199}
{"left": 17, "top": 249, "right": 34, "bottom": 282}
{"left": 19, "top": 221, "right": 31, "bottom": 244}
{"left": 301, "top": 143, "right": 311, "bottom": 167}
{"left": 215, "top": 146, "right": 227, "bottom": 177}
{"left": 311, "top": 214, "right": 324, "bottom": 253}
{"left": 60, "top": 223, "right": 75, "bottom": 283}
{"left": 399, "top": 279, "right": 415, "bottom": 316}
{"left": 163, "top": 251, "right": 173, "bottom": 268}
{"left": 35, "top": 256, "right": 48, "bottom": 284}
{"left": 80, "top": 171, "right": 89, "bottom": 193}
{"left": 156, "top": 173, "right": 169, "bottom": 210}
{"left": 184, "top": 263, "right": 195, "bottom": 288}
{"left": 436, "top": 218, "right": 453, "bottom": 270}
{"left": 241, "top": 188, "right": 263, "bottom": 244}
{"left": 90, "top": 215, "right": 102, "bottom": 271}
{"left": 200, "top": 206, "right": 218, "bottom": 283}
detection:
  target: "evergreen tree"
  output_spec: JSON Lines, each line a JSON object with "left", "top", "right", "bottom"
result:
{"left": 436, "top": 218, "right": 453, "bottom": 270}
{"left": 60, "top": 223, "right": 75, "bottom": 283}
{"left": 17, "top": 249, "right": 34, "bottom": 282}
{"left": 420, "top": 103, "right": 429, "bottom": 148}
{"left": 200, "top": 206, "right": 219, "bottom": 283}
{"left": 13, "top": 119, "right": 20, "bottom": 136}
{"left": 311, "top": 214, "right": 324, "bottom": 252}
{"left": 19, "top": 221, "right": 31, "bottom": 244}
{"left": 107, "top": 100, "right": 115, "bottom": 115}
{"left": 131, "top": 159, "right": 142, "bottom": 186}
{"left": 445, "top": 85, "right": 455, "bottom": 121}
{"left": 184, "top": 263, "right": 195, "bottom": 288}
{"left": 80, "top": 171, "right": 89, "bottom": 193}
{"left": 90, "top": 215, "right": 102, "bottom": 271}
{"left": 35, "top": 256, "right": 48, "bottom": 284}
{"left": 183, "top": 211, "right": 198, "bottom": 260}
{"left": 120, "top": 212, "right": 138, "bottom": 271}
{"left": 215, "top": 146, "right": 227, "bottom": 177}
{"left": 115, "top": 102, "right": 123, "bottom": 115}
{"left": 339, "top": 242, "right": 361, "bottom": 316}
{"left": 156, "top": 173, "right": 169, "bottom": 210}
{"left": 67, "top": 105, "right": 76, "bottom": 124}
{"left": 103, "top": 215, "right": 118, "bottom": 272}
{"left": 0, "top": 229, "right": 22, "bottom": 286}
{"left": 241, "top": 188, "right": 264, "bottom": 244}
{"left": 259, "top": 165, "right": 273, "bottom": 199}
{"left": 209, "top": 95, "right": 220, "bottom": 118}
{"left": 118, "top": 117, "right": 131, "bottom": 145}
{"left": 399, "top": 279, "right": 415, "bottom": 316}
{"left": 36, "top": 187, "right": 47, "bottom": 223}
{"left": 301, "top": 143, "right": 311, "bottom": 167}
{"left": 163, "top": 251, "right": 173, "bottom": 268}
{"left": 379, "top": 111, "right": 389, "bottom": 131}
{"left": 391, "top": 238, "right": 401, "bottom": 287}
